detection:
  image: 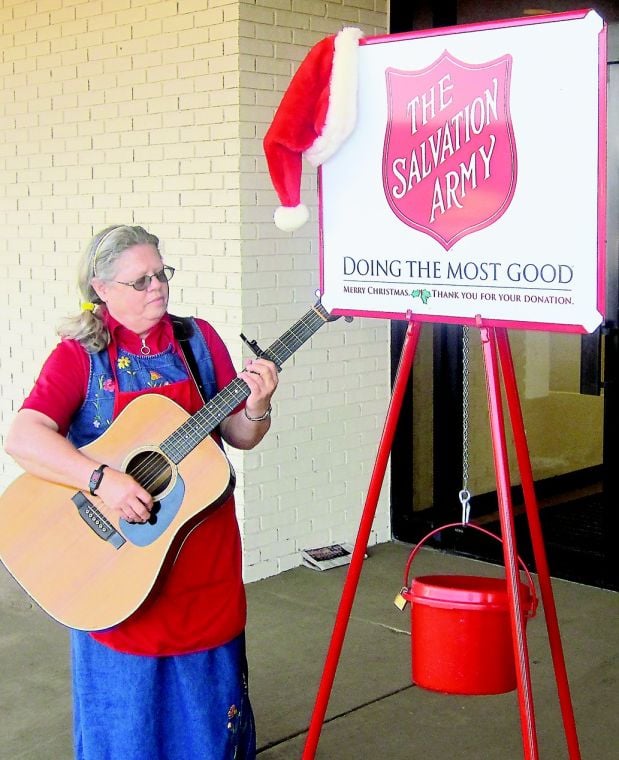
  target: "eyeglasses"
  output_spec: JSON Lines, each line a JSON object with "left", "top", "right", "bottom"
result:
{"left": 114, "top": 266, "right": 175, "bottom": 291}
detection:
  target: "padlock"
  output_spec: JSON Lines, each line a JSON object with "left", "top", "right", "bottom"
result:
{"left": 393, "top": 586, "right": 409, "bottom": 611}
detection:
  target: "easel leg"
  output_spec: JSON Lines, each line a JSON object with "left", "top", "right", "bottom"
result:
{"left": 302, "top": 319, "right": 422, "bottom": 760}
{"left": 302, "top": 320, "right": 580, "bottom": 759}
{"left": 480, "top": 326, "right": 539, "bottom": 760}
{"left": 495, "top": 327, "right": 582, "bottom": 759}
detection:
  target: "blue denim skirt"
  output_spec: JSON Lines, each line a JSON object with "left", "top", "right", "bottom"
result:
{"left": 70, "top": 631, "right": 256, "bottom": 760}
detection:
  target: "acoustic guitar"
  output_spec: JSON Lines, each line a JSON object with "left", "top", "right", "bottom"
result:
{"left": 0, "top": 301, "right": 337, "bottom": 631}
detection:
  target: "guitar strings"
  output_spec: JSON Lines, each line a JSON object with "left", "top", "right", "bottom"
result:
{"left": 115, "top": 309, "right": 325, "bottom": 496}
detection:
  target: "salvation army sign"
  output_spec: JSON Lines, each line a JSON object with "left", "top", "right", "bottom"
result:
{"left": 383, "top": 52, "right": 516, "bottom": 250}
{"left": 319, "top": 10, "right": 606, "bottom": 333}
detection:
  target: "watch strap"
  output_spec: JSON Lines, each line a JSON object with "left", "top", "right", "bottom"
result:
{"left": 88, "top": 464, "right": 108, "bottom": 495}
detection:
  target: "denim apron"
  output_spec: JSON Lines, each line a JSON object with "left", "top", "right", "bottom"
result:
{"left": 69, "top": 321, "right": 256, "bottom": 760}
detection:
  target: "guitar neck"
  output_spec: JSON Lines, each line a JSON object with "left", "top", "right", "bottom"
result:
{"left": 161, "top": 302, "right": 331, "bottom": 463}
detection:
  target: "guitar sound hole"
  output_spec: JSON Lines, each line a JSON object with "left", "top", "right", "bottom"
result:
{"left": 126, "top": 451, "right": 173, "bottom": 499}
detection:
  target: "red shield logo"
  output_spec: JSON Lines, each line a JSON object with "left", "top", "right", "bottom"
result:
{"left": 383, "top": 52, "right": 517, "bottom": 250}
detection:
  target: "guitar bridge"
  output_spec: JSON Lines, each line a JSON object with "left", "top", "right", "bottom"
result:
{"left": 72, "top": 492, "right": 126, "bottom": 549}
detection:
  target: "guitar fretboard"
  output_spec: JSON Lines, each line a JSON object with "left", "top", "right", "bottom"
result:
{"left": 161, "top": 303, "right": 330, "bottom": 464}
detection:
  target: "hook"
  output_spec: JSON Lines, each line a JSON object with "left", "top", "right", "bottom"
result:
{"left": 459, "top": 488, "right": 471, "bottom": 524}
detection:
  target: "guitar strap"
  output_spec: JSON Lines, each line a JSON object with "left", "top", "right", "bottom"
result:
{"left": 171, "top": 316, "right": 207, "bottom": 405}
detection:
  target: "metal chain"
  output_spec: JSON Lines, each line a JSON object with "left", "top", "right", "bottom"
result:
{"left": 459, "top": 326, "right": 471, "bottom": 524}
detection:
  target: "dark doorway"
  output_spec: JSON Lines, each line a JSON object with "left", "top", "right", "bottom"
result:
{"left": 389, "top": 5, "right": 619, "bottom": 591}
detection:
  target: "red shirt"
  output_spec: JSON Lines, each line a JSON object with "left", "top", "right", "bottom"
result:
{"left": 22, "top": 313, "right": 246, "bottom": 655}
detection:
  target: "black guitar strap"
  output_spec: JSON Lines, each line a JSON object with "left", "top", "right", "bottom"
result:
{"left": 171, "top": 315, "right": 207, "bottom": 405}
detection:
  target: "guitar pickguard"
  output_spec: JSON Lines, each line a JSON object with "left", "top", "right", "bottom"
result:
{"left": 120, "top": 473, "right": 186, "bottom": 547}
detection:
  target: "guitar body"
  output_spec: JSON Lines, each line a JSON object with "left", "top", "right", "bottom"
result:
{"left": 0, "top": 394, "right": 234, "bottom": 631}
{"left": 0, "top": 301, "right": 335, "bottom": 632}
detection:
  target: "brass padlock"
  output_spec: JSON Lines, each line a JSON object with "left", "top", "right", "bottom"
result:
{"left": 393, "top": 586, "right": 409, "bottom": 611}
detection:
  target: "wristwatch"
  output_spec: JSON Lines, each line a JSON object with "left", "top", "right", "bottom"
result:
{"left": 88, "top": 464, "right": 108, "bottom": 496}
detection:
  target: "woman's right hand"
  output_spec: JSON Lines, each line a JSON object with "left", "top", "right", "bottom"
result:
{"left": 95, "top": 468, "right": 153, "bottom": 523}
{"left": 4, "top": 410, "right": 153, "bottom": 524}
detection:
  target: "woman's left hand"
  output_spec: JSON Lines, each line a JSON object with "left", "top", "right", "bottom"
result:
{"left": 241, "top": 358, "right": 278, "bottom": 419}
{"left": 219, "top": 358, "right": 279, "bottom": 450}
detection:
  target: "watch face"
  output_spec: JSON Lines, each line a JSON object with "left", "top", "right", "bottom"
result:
{"left": 89, "top": 466, "right": 106, "bottom": 494}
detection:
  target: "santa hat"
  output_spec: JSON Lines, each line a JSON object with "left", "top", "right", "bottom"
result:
{"left": 263, "top": 27, "right": 364, "bottom": 232}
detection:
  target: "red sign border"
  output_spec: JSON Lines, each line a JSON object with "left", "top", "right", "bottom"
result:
{"left": 318, "top": 9, "right": 607, "bottom": 335}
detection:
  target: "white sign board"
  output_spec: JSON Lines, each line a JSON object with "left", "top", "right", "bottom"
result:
{"left": 319, "top": 10, "right": 606, "bottom": 333}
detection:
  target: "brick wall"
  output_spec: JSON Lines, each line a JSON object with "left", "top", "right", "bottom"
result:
{"left": 0, "top": 0, "right": 390, "bottom": 582}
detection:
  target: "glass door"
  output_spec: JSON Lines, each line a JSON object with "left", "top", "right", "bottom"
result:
{"left": 392, "top": 318, "right": 616, "bottom": 589}
{"left": 391, "top": 25, "right": 619, "bottom": 590}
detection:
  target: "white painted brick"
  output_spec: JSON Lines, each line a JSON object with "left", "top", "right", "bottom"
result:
{"left": 0, "top": 0, "right": 389, "bottom": 585}
{"left": 274, "top": 552, "right": 301, "bottom": 574}
{"left": 243, "top": 559, "right": 278, "bottom": 583}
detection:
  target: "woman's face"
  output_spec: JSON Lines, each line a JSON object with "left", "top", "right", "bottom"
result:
{"left": 92, "top": 244, "right": 169, "bottom": 335}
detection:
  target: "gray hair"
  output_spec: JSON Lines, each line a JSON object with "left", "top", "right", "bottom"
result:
{"left": 58, "top": 225, "right": 161, "bottom": 353}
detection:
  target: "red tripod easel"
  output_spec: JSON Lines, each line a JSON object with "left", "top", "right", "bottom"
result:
{"left": 301, "top": 316, "right": 582, "bottom": 760}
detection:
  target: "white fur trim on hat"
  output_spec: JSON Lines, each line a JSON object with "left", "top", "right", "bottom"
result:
{"left": 304, "top": 27, "right": 364, "bottom": 167}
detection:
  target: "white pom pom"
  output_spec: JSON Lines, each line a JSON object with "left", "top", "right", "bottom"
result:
{"left": 273, "top": 204, "right": 310, "bottom": 232}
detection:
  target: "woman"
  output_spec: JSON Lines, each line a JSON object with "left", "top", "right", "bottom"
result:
{"left": 4, "top": 225, "right": 278, "bottom": 759}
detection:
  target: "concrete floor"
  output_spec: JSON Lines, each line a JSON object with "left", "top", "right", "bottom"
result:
{"left": 1, "top": 540, "right": 617, "bottom": 759}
